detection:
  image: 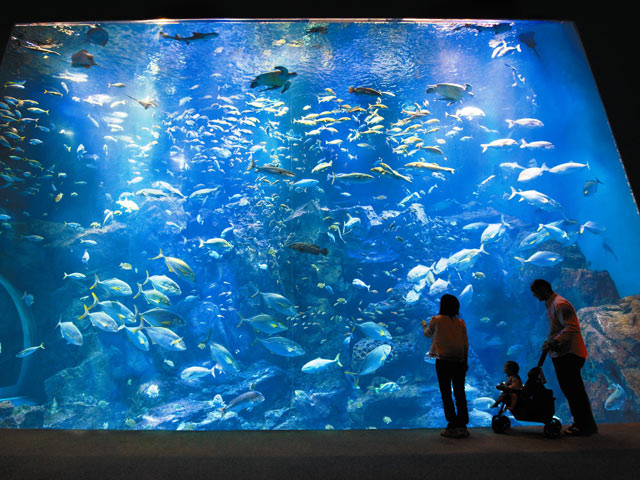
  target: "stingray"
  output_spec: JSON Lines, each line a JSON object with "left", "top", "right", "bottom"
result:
{"left": 86, "top": 25, "right": 109, "bottom": 47}
{"left": 518, "top": 32, "right": 541, "bottom": 59}
{"left": 71, "top": 50, "right": 98, "bottom": 68}
{"left": 159, "top": 31, "right": 218, "bottom": 44}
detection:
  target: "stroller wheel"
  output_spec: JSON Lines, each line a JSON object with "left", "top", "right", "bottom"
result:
{"left": 544, "top": 418, "right": 562, "bottom": 439}
{"left": 492, "top": 415, "right": 510, "bottom": 434}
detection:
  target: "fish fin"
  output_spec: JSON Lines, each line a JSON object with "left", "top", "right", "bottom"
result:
{"left": 78, "top": 304, "right": 89, "bottom": 320}
{"left": 89, "top": 292, "right": 99, "bottom": 310}
{"left": 89, "top": 273, "right": 99, "bottom": 290}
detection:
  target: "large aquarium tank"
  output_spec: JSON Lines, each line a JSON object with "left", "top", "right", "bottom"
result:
{"left": 1, "top": 19, "right": 639, "bottom": 431}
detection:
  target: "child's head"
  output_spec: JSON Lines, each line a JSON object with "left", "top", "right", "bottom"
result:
{"left": 504, "top": 361, "right": 520, "bottom": 376}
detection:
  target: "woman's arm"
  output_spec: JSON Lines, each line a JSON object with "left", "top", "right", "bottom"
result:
{"left": 422, "top": 316, "right": 435, "bottom": 338}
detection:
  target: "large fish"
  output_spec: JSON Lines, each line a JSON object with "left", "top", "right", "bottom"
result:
{"left": 237, "top": 313, "right": 287, "bottom": 334}
{"left": 356, "top": 322, "right": 392, "bottom": 342}
{"left": 151, "top": 248, "right": 196, "bottom": 283}
{"left": 248, "top": 158, "right": 295, "bottom": 177}
{"left": 145, "top": 326, "right": 186, "bottom": 351}
{"left": 57, "top": 320, "right": 83, "bottom": 346}
{"left": 210, "top": 342, "right": 241, "bottom": 374}
{"left": 345, "top": 344, "right": 392, "bottom": 386}
{"left": 219, "top": 391, "right": 265, "bottom": 414}
{"left": 258, "top": 336, "right": 305, "bottom": 357}
{"left": 514, "top": 250, "right": 563, "bottom": 267}
{"left": 256, "top": 291, "right": 297, "bottom": 316}
{"left": 288, "top": 242, "right": 328, "bottom": 256}
{"left": 90, "top": 274, "right": 133, "bottom": 296}
{"left": 302, "top": 354, "right": 342, "bottom": 373}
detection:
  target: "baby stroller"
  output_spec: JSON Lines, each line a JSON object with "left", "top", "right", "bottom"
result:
{"left": 491, "top": 351, "right": 562, "bottom": 438}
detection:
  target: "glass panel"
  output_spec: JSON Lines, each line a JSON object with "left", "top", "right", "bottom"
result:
{"left": 0, "top": 19, "right": 638, "bottom": 430}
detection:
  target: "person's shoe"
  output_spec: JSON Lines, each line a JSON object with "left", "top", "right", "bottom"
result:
{"left": 440, "top": 427, "right": 458, "bottom": 438}
{"left": 565, "top": 425, "right": 595, "bottom": 437}
{"left": 456, "top": 427, "right": 470, "bottom": 438}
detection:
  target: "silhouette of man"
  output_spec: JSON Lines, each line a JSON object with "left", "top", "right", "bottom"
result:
{"left": 530, "top": 278, "right": 597, "bottom": 436}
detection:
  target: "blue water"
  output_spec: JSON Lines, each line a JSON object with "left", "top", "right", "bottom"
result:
{"left": 0, "top": 19, "right": 639, "bottom": 430}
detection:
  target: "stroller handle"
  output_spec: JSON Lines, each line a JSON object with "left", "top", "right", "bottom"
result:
{"left": 537, "top": 350, "right": 548, "bottom": 367}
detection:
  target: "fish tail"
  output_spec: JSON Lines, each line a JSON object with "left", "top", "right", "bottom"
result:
{"left": 89, "top": 292, "right": 99, "bottom": 310}
{"left": 133, "top": 283, "right": 142, "bottom": 299}
{"left": 143, "top": 270, "right": 150, "bottom": 285}
{"left": 63, "top": 272, "right": 68, "bottom": 279}
{"left": 78, "top": 304, "right": 89, "bottom": 320}
{"left": 198, "top": 238, "right": 205, "bottom": 248}
{"left": 321, "top": 248, "right": 328, "bottom": 256}
{"left": 508, "top": 186, "right": 517, "bottom": 200}
{"left": 513, "top": 256, "right": 525, "bottom": 263}
{"left": 236, "top": 315, "right": 244, "bottom": 328}
{"left": 506, "top": 119, "right": 514, "bottom": 129}
{"left": 89, "top": 273, "right": 99, "bottom": 290}
{"left": 586, "top": 160, "right": 590, "bottom": 171}
{"left": 344, "top": 372, "right": 359, "bottom": 386}
{"left": 151, "top": 248, "right": 164, "bottom": 260}
{"left": 249, "top": 288, "right": 260, "bottom": 298}
{"left": 481, "top": 144, "right": 488, "bottom": 153}
{"left": 40, "top": 342, "right": 45, "bottom": 349}
{"left": 335, "top": 353, "right": 342, "bottom": 368}
{"left": 248, "top": 158, "right": 255, "bottom": 171}
{"left": 520, "top": 139, "right": 527, "bottom": 148}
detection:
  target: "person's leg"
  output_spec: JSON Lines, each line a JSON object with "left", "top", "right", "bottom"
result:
{"left": 553, "top": 355, "right": 597, "bottom": 433}
{"left": 451, "top": 362, "right": 469, "bottom": 428}
{"left": 435, "top": 360, "right": 456, "bottom": 429}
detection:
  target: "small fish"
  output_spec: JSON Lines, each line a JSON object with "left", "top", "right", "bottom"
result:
{"left": 583, "top": 178, "right": 603, "bottom": 197}
{"left": 17, "top": 342, "right": 45, "bottom": 358}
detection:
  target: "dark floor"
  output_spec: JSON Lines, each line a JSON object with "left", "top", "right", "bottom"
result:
{"left": 2, "top": 423, "right": 640, "bottom": 479}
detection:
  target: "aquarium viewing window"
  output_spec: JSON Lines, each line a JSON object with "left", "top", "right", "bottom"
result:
{"left": 0, "top": 18, "right": 639, "bottom": 431}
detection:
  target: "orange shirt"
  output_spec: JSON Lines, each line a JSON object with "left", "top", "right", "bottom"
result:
{"left": 423, "top": 314, "right": 468, "bottom": 362}
{"left": 545, "top": 293, "right": 588, "bottom": 359}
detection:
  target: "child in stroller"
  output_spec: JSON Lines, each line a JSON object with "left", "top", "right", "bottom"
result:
{"left": 491, "top": 361, "right": 523, "bottom": 411}
{"left": 491, "top": 351, "right": 562, "bottom": 438}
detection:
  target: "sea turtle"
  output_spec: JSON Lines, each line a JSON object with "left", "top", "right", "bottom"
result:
{"left": 250, "top": 66, "right": 297, "bottom": 93}
{"left": 426, "top": 83, "right": 473, "bottom": 105}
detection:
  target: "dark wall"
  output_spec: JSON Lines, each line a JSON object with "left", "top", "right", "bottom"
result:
{"left": 1, "top": 2, "right": 638, "bottom": 206}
